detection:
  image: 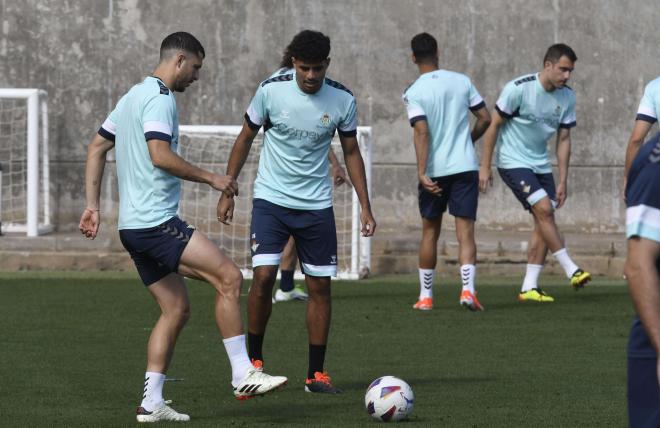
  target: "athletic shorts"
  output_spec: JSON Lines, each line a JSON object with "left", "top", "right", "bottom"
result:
{"left": 119, "top": 216, "right": 195, "bottom": 286}
{"left": 250, "top": 198, "right": 337, "bottom": 277}
{"left": 418, "top": 171, "right": 478, "bottom": 220}
{"left": 628, "top": 317, "right": 660, "bottom": 428}
{"left": 498, "top": 168, "right": 556, "bottom": 211}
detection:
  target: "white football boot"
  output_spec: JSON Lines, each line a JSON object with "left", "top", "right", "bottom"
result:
{"left": 233, "top": 367, "right": 287, "bottom": 400}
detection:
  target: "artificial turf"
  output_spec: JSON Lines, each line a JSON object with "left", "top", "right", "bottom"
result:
{"left": 0, "top": 272, "right": 632, "bottom": 427}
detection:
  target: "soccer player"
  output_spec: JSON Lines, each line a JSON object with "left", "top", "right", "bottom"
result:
{"left": 403, "top": 33, "right": 491, "bottom": 311}
{"left": 268, "top": 52, "right": 349, "bottom": 303}
{"left": 78, "top": 32, "right": 286, "bottom": 422}
{"left": 623, "top": 76, "right": 660, "bottom": 196}
{"left": 623, "top": 131, "right": 660, "bottom": 427}
{"left": 479, "top": 43, "right": 591, "bottom": 302}
{"left": 218, "top": 29, "right": 376, "bottom": 393}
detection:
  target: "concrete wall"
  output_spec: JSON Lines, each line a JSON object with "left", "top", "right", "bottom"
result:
{"left": 1, "top": 0, "right": 658, "bottom": 241}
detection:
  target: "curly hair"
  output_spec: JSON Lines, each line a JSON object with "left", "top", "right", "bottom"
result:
{"left": 280, "top": 30, "right": 330, "bottom": 66}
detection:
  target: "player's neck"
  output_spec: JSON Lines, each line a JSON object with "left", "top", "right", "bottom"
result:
{"left": 417, "top": 63, "right": 438, "bottom": 75}
{"left": 151, "top": 65, "right": 175, "bottom": 90}
{"left": 538, "top": 71, "right": 556, "bottom": 92}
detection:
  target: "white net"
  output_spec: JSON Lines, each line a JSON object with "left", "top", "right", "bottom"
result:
{"left": 178, "top": 126, "right": 371, "bottom": 279}
{"left": 0, "top": 98, "right": 28, "bottom": 226}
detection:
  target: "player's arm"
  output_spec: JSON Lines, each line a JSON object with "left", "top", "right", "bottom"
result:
{"left": 625, "top": 237, "right": 660, "bottom": 385}
{"left": 623, "top": 120, "right": 653, "bottom": 193}
{"left": 470, "top": 106, "right": 491, "bottom": 143}
{"left": 339, "top": 134, "right": 376, "bottom": 237}
{"left": 412, "top": 119, "right": 441, "bottom": 195}
{"left": 328, "top": 149, "right": 348, "bottom": 186}
{"left": 554, "top": 128, "right": 571, "bottom": 209}
{"left": 216, "top": 119, "right": 260, "bottom": 224}
{"left": 478, "top": 109, "right": 506, "bottom": 192}
{"left": 79, "top": 133, "right": 115, "bottom": 240}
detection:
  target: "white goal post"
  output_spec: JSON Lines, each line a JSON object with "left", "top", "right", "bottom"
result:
{"left": 178, "top": 125, "right": 372, "bottom": 280}
{"left": 0, "top": 89, "right": 52, "bottom": 236}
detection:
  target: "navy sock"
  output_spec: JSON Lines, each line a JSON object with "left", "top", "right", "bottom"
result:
{"left": 308, "top": 344, "right": 327, "bottom": 379}
{"left": 279, "top": 270, "right": 294, "bottom": 292}
{"left": 247, "top": 333, "right": 264, "bottom": 361}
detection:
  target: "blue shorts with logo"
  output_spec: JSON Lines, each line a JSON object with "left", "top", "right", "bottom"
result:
{"left": 498, "top": 168, "right": 556, "bottom": 211}
{"left": 118, "top": 216, "right": 195, "bottom": 286}
{"left": 418, "top": 171, "right": 478, "bottom": 220}
{"left": 250, "top": 199, "right": 337, "bottom": 277}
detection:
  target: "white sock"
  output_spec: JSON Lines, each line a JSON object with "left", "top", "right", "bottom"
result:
{"left": 419, "top": 268, "right": 434, "bottom": 299}
{"left": 521, "top": 264, "right": 543, "bottom": 292}
{"left": 552, "top": 248, "right": 579, "bottom": 278}
{"left": 460, "top": 264, "right": 476, "bottom": 294}
{"left": 140, "top": 371, "right": 165, "bottom": 412}
{"left": 223, "top": 334, "right": 254, "bottom": 387}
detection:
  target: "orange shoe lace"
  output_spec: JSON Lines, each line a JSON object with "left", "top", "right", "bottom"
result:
{"left": 251, "top": 359, "right": 263, "bottom": 369}
{"left": 307, "top": 371, "right": 331, "bottom": 385}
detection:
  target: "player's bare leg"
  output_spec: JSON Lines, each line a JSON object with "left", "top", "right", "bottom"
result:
{"left": 246, "top": 265, "right": 278, "bottom": 364}
{"left": 304, "top": 275, "right": 340, "bottom": 393}
{"left": 275, "top": 237, "right": 308, "bottom": 302}
{"left": 518, "top": 215, "right": 554, "bottom": 302}
{"left": 455, "top": 217, "right": 482, "bottom": 310}
{"left": 414, "top": 216, "right": 441, "bottom": 310}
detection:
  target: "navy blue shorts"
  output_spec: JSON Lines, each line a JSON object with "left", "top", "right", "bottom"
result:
{"left": 628, "top": 317, "right": 660, "bottom": 428}
{"left": 498, "top": 168, "right": 556, "bottom": 211}
{"left": 250, "top": 199, "right": 337, "bottom": 277}
{"left": 119, "top": 216, "right": 195, "bottom": 286}
{"left": 418, "top": 171, "right": 478, "bottom": 220}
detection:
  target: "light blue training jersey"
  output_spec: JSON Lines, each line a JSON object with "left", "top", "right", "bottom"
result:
{"left": 636, "top": 76, "right": 660, "bottom": 124}
{"left": 99, "top": 76, "right": 180, "bottom": 229}
{"left": 495, "top": 73, "right": 576, "bottom": 174}
{"left": 403, "top": 69, "right": 485, "bottom": 177}
{"left": 245, "top": 72, "right": 357, "bottom": 210}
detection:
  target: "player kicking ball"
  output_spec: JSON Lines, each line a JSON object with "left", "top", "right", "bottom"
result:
{"left": 479, "top": 43, "right": 591, "bottom": 302}
{"left": 403, "top": 33, "right": 491, "bottom": 311}
{"left": 218, "top": 30, "right": 376, "bottom": 394}
{"left": 79, "top": 32, "right": 286, "bottom": 423}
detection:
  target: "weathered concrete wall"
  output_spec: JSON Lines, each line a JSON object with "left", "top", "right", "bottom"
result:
{"left": 1, "top": 0, "right": 658, "bottom": 242}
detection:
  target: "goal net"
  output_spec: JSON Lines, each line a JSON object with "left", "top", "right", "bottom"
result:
{"left": 178, "top": 125, "right": 372, "bottom": 280}
{"left": 0, "top": 89, "right": 52, "bottom": 236}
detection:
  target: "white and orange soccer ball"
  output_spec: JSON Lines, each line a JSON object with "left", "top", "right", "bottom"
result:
{"left": 364, "top": 376, "right": 414, "bottom": 422}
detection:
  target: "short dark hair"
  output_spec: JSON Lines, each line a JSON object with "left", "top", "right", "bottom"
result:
{"left": 411, "top": 33, "right": 438, "bottom": 63}
{"left": 160, "top": 32, "right": 205, "bottom": 60}
{"left": 543, "top": 43, "right": 577, "bottom": 64}
{"left": 286, "top": 30, "right": 330, "bottom": 64}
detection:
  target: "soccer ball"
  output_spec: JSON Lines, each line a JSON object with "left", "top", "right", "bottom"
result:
{"left": 364, "top": 376, "right": 414, "bottom": 422}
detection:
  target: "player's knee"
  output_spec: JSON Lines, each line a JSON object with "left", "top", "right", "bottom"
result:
{"left": 165, "top": 302, "right": 191, "bottom": 326}
{"left": 217, "top": 265, "right": 243, "bottom": 298}
{"left": 623, "top": 259, "right": 640, "bottom": 282}
{"left": 532, "top": 201, "right": 554, "bottom": 222}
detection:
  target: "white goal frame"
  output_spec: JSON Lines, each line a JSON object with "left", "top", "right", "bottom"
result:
{"left": 0, "top": 89, "right": 52, "bottom": 236}
{"left": 178, "top": 125, "right": 372, "bottom": 280}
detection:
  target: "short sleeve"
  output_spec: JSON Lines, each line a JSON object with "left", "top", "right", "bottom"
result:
{"left": 245, "top": 85, "right": 267, "bottom": 131}
{"left": 636, "top": 82, "right": 658, "bottom": 123}
{"left": 97, "top": 95, "right": 126, "bottom": 141}
{"left": 495, "top": 82, "right": 522, "bottom": 119}
{"left": 143, "top": 95, "right": 175, "bottom": 143}
{"left": 559, "top": 94, "right": 577, "bottom": 129}
{"left": 468, "top": 80, "right": 486, "bottom": 111}
{"left": 403, "top": 89, "right": 426, "bottom": 127}
{"left": 337, "top": 96, "right": 358, "bottom": 137}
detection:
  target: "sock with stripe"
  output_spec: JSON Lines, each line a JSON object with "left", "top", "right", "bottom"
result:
{"left": 418, "top": 268, "right": 434, "bottom": 299}
{"left": 140, "top": 371, "right": 165, "bottom": 412}
{"left": 460, "top": 264, "right": 476, "bottom": 294}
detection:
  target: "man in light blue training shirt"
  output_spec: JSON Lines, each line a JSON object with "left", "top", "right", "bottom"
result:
{"left": 480, "top": 43, "right": 591, "bottom": 303}
{"left": 218, "top": 29, "right": 376, "bottom": 394}
{"left": 79, "top": 32, "right": 286, "bottom": 422}
{"left": 402, "top": 32, "right": 491, "bottom": 312}
{"left": 623, "top": 76, "right": 660, "bottom": 194}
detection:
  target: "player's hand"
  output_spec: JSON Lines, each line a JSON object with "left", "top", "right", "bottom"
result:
{"left": 360, "top": 207, "right": 377, "bottom": 237}
{"left": 209, "top": 174, "right": 238, "bottom": 197}
{"left": 333, "top": 165, "right": 349, "bottom": 187}
{"left": 419, "top": 175, "right": 441, "bottom": 195}
{"left": 79, "top": 208, "right": 100, "bottom": 240}
{"left": 479, "top": 166, "right": 492, "bottom": 193}
{"left": 216, "top": 194, "right": 235, "bottom": 225}
{"left": 556, "top": 182, "right": 568, "bottom": 209}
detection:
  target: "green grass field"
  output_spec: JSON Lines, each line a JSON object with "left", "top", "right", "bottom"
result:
{"left": 0, "top": 272, "right": 632, "bottom": 427}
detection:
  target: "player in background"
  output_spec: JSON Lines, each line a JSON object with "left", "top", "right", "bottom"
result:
{"left": 479, "top": 43, "right": 591, "bottom": 302}
{"left": 218, "top": 30, "right": 376, "bottom": 393}
{"left": 403, "top": 33, "right": 491, "bottom": 311}
{"left": 623, "top": 131, "right": 660, "bottom": 427}
{"left": 78, "top": 32, "right": 286, "bottom": 422}
{"left": 623, "top": 76, "right": 660, "bottom": 197}
{"left": 268, "top": 48, "right": 349, "bottom": 303}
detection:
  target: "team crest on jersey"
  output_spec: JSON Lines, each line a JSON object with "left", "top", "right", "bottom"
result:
{"left": 320, "top": 113, "right": 332, "bottom": 126}
{"left": 554, "top": 105, "right": 561, "bottom": 116}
